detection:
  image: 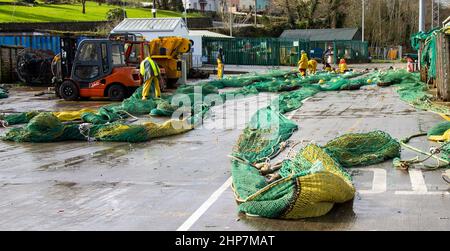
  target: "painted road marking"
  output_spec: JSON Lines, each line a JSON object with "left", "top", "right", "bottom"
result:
{"left": 355, "top": 168, "right": 387, "bottom": 194}
{"left": 177, "top": 177, "right": 233, "bottom": 231}
{"left": 395, "top": 169, "right": 450, "bottom": 195}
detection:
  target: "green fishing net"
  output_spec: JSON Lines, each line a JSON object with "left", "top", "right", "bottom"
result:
{"left": 0, "top": 86, "right": 8, "bottom": 99}
{"left": 443, "top": 143, "right": 450, "bottom": 161}
{"left": 428, "top": 121, "right": 450, "bottom": 137}
{"left": 232, "top": 108, "right": 298, "bottom": 164}
{"left": 324, "top": 131, "right": 401, "bottom": 168}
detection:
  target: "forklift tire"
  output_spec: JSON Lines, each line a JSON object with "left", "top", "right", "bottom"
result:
{"left": 107, "top": 84, "right": 126, "bottom": 101}
{"left": 59, "top": 80, "right": 79, "bottom": 101}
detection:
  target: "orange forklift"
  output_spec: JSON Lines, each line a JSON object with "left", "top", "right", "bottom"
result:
{"left": 53, "top": 33, "right": 191, "bottom": 101}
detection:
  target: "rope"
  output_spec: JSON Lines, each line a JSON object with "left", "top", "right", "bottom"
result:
{"left": 0, "top": 120, "right": 8, "bottom": 128}
{"left": 395, "top": 133, "right": 450, "bottom": 170}
{"left": 443, "top": 170, "right": 450, "bottom": 184}
{"left": 78, "top": 123, "right": 96, "bottom": 142}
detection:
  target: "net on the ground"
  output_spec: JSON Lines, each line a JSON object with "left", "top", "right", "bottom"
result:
{"left": 0, "top": 86, "right": 8, "bottom": 99}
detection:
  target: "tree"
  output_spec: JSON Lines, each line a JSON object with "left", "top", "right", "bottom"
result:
{"left": 171, "top": 0, "right": 184, "bottom": 12}
{"left": 81, "top": 0, "right": 86, "bottom": 14}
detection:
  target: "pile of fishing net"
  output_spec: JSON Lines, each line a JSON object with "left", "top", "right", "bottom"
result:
{"left": 0, "top": 86, "right": 8, "bottom": 99}
{"left": 324, "top": 131, "right": 401, "bottom": 168}
{"left": 411, "top": 29, "right": 441, "bottom": 79}
{"left": 428, "top": 121, "right": 450, "bottom": 142}
{"left": 3, "top": 112, "right": 193, "bottom": 143}
{"left": 231, "top": 106, "right": 401, "bottom": 219}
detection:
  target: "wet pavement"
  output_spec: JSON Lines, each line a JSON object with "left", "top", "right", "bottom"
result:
{"left": 1, "top": 65, "right": 449, "bottom": 230}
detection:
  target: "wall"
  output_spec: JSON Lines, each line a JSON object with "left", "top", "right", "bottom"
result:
{"left": 239, "top": 0, "right": 267, "bottom": 11}
{"left": 183, "top": 0, "right": 218, "bottom": 12}
{"left": 0, "top": 22, "right": 108, "bottom": 33}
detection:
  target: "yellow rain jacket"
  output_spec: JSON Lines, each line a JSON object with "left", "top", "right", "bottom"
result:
{"left": 308, "top": 59, "right": 318, "bottom": 74}
{"left": 298, "top": 52, "right": 309, "bottom": 70}
{"left": 339, "top": 59, "right": 348, "bottom": 73}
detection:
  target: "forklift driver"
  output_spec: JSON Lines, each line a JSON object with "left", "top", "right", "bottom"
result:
{"left": 140, "top": 56, "right": 161, "bottom": 100}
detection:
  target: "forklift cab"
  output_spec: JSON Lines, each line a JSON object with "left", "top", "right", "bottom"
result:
{"left": 72, "top": 40, "right": 125, "bottom": 84}
{"left": 57, "top": 39, "right": 141, "bottom": 101}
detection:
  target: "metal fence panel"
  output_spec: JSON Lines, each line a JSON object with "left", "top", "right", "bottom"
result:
{"left": 202, "top": 37, "right": 369, "bottom": 66}
{"left": 334, "top": 40, "right": 369, "bottom": 63}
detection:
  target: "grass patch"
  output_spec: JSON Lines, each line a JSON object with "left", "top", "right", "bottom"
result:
{"left": 0, "top": 1, "right": 203, "bottom": 23}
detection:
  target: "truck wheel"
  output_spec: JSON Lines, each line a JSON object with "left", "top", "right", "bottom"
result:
{"left": 108, "top": 84, "right": 125, "bottom": 101}
{"left": 59, "top": 80, "right": 79, "bottom": 101}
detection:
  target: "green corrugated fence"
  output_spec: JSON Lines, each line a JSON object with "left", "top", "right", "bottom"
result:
{"left": 202, "top": 37, "right": 369, "bottom": 66}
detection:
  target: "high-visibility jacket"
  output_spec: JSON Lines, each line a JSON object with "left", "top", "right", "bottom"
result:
{"left": 298, "top": 52, "right": 309, "bottom": 69}
{"left": 339, "top": 59, "right": 348, "bottom": 73}
{"left": 140, "top": 57, "right": 160, "bottom": 82}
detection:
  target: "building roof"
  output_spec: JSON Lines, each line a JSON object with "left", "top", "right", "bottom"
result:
{"left": 112, "top": 18, "right": 187, "bottom": 33}
{"left": 279, "top": 28, "right": 360, "bottom": 41}
{"left": 188, "top": 30, "right": 232, "bottom": 38}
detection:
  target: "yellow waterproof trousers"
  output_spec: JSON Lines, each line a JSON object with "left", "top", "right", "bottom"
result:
{"left": 142, "top": 76, "right": 161, "bottom": 99}
{"left": 217, "top": 59, "right": 224, "bottom": 80}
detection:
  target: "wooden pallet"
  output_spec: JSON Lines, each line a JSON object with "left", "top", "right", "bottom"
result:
{"left": 435, "top": 33, "right": 450, "bottom": 101}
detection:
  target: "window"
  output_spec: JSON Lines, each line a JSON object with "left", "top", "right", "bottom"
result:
{"left": 193, "top": 2, "right": 197, "bottom": 9}
{"left": 111, "top": 44, "right": 125, "bottom": 66}
{"left": 127, "top": 43, "right": 140, "bottom": 64}
{"left": 101, "top": 43, "right": 109, "bottom": 73}
{"left": 77, "top": 42, "right": 98, "bottom": 62}
{"left": 144, "top": 44, "right": 150, "bottom": 59}
{"left": 75, "top": 66, "right": 99, "bottom": 80}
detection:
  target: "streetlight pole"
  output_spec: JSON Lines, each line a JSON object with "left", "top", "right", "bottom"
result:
{"left": 255, "top": 0, "right": 257, "bottom": 26}
{"left": 229, "top": 7, "right": 233, "bottom": 36}
{"left": 184, "top": 1, "right": 188, "bottom": 27}
{"left": 362, "top": 0, "right": 365, "bottom": 42}
{"left": 419, "top": 0, "right": 425, "bottom": 32}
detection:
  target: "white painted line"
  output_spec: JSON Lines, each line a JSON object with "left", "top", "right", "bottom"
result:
{"left": 177, "top": 177, "right": 233, "bottom": 231}
{"left": 410, "top": 169, "right": 428, "bottom": 192}
{"left": 395, "top": 169, "right": 449, "bottom": 195}
{"left": 395, "top": 191, "right": 450, "bottom": 195}
{"left": 395, "top": 169, "right": 427, "bottom": 194}
{"left": 356, "top": 168, "right": 387, "bottom": 194}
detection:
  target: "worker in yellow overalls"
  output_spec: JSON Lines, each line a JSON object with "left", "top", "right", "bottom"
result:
{"left": 298, "top": 50, "right": 309, "bottom": 77}
{"left": 338, "top": 58, "right": 349, "bottom": 74}
{"left": 140, "top": 56, "right": 161, "bottom": 100}
{"left": 307, "top": 59, "right": 318, "bottom": 75}
{"left": 217, "top": 48, "right": 224, "bottom": 79}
